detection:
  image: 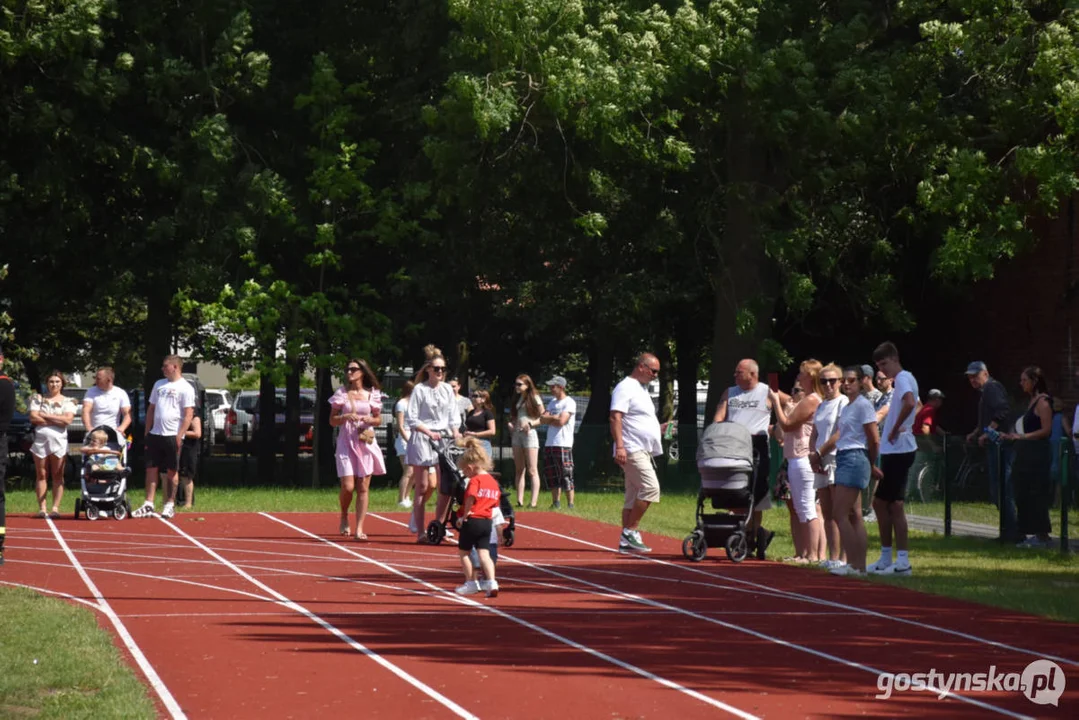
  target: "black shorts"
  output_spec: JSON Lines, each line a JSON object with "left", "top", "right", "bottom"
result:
{"left": 751, "top": 434, "right": 771, "bottom": 505}
{"left": 876, "top": 451, "right": 916, "bottom": 504}
{"left": 145, "top": 434, "right": 179, "bottom": 473}
{"left": 179, "top": 442, "right": 198, "bottom": 478}
{"left": 457, "top": 517, "right": 493, "bottom": 552}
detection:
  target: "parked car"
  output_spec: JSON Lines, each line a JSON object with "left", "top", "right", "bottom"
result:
{"left": 224, "top": 389, "right": 316, "bottom": 452}
{"left": 62, "top": 387, "right": 88, "bottom": 443}
{"left": 203, "top": 388, "right": 232, "bottom": 444}
{"left": 6, "top": 405, "right": 33, "bottom": 457}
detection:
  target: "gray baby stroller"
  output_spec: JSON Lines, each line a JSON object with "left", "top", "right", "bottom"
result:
{"left": 682, "top": 421, "right": 755, "bottom": 563}
{"left": 426, "top": 434, "right": 470, "bottom": 545}
{"left": 74, "top": 425, "right": 132, "bottom": 521}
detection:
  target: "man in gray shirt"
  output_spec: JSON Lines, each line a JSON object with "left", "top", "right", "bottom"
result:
{"left": 965, "top": 361, "right": 1016, "bottom": 539}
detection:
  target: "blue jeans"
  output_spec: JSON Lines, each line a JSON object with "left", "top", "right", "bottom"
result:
{"left": 987, "top": 443, "right": 1016, "bottom": 537}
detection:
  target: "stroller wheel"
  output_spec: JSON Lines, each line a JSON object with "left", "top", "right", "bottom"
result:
{"left": 725, "top": 532, "right": 749, "bottom": 563}
{"left": 86, "top": 505, "right": 101, "bottom": 521}
{"left": 113, "top": 503, "right": 129, "bottom": 521}
{"left": 502, "top": 528, "right": 515, "bottom": 548}
{"left": 682, "top": 532, "right": 707, "bottom": 562}
{"left": 74, "top": 498, "right": 82, "bottom": 520}
{"left": 426, "top": 521, "right": 446, "bottom": 545}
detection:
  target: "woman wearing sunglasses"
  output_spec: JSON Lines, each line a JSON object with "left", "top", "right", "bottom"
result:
{"left": 508, "top": 374, "right": 543, "bottom": 507}
{"left": 770, "top": 360, "right": 824, "bottom": 563}
{"left": 810, "top": 363, "right": 849, "bottom": 568}
{"left": 462, "top": 389, "right": 496, "bottom": 458}
{"left": 405, "top": 345, "right": 459, "bottom": 542}
{"left": 328, "top": 358, "right": 386, "bottom": 540}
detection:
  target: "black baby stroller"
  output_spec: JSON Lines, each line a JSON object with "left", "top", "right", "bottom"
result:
{"left": 425, "top": 435, "right": 516, "bottom": 546}
{"left": 74, "top": 425, "right": 132, "bottom": 521}
{"left": 682, "top": 421, "right": 755, "bottom": 563}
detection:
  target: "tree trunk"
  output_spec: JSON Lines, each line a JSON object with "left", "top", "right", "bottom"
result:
{"left": 316, "top": 366, "right": 334, "bottom": 486}
{"left": 284, "top": 359, "right": 300, "bottom": 484}
{"left": 705, "top": 102, "right": 777, "bottom": 419}
{"left": 656, "top": 342, "right": 674, "bottom": 424}
{"left": 143, "top": 284, "right": 173, "bottom": 402}
{"left": 257, "top": 339, "right": 277, "bottom": 484}
{"left": 675, "top": 321, "right": 701, "bottom": 471}
{"left": 582, "top": 338, "right": 614, "bottom": 425}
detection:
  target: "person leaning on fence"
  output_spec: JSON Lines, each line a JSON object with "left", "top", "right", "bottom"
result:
{"left": 610, "top": 353, "right": 666, "bottom": 554}
{"left": 540, "top": 375, "right": 576, "bottom": 510}
{"left": 712, "top": 358, "right": 776, "bottom": 559}
{"left": 0, "top": 344, "right": 14, "bottom": 566}
{"left": 965, "top": 360, "right": 1017, "bottom": 541}
{"left": 867, "top": 341, "right": 918, "bottom": 576}
{"left": 1002, "top": 366, "right": 1054, "bottom": 549}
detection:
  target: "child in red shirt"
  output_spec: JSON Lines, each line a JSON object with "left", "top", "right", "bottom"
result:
{"left": 454, "top": 437, "right": 501, "bottom": 598}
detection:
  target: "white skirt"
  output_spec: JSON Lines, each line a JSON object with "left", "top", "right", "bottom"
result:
{"left": 31, "top": 427, "right": 68, "bottom": 459}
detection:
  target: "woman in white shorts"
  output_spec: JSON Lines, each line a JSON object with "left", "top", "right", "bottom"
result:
{"left": 394, "top": 381, "right": 415, "bottom": 508}
{"left": 29, "top": 371, "right": 77, "bottom": 518}
{"left": 770, "top": 360, "right": 824, "bottom": 564}
{"left": 507, "top": 374, "right": 542, "bottom": 507}
{"left": 405, "top": 346, "right": 459, "bottom": 542}
{"left": 810, "top": 363, "right": 848, "bottom": 568}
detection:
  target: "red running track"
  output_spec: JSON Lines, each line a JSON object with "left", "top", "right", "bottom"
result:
{"left": 1, "top": 511, "right": 1076, "bottom": 719}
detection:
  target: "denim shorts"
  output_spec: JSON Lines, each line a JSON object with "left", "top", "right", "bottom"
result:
{"left": 835, "top": 449, "right": 870, "bottom": 490}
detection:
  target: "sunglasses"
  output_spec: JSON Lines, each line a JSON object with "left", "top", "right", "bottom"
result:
{"left": 431, "top": 366, "right": 446, "bottom": 373}
{"left": 792, "top": 388, "right": 804, "bottom": 394}
{"left": 470, "top": 393, "right": 482, "bottom": 399}
{"left": 514, "top": 382, "right": 526, "bottom": 388}
{"left": 346, "top": 366, "right": 361, "bottom": 373}
{"left": 821, "top": 378, "right": 840, "bottom": 385}
{"left": 644, "top": 365, "right": 660, "bottom": 376}
{"left": 875, "top": 376, "right": 887, "bottom": 382}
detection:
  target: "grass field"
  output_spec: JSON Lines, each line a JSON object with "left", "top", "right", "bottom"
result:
{"left": 2, "top": 483, "right": 1076, "bottom": 716}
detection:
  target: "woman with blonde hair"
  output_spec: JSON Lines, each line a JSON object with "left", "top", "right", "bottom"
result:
{"left": 329, "top": 358, "right": 386, "bottom": 540}
{"left": 770, "top": 359, "right": 825, "bottom": 563}
{"left": 810, "top": 363, "right": 848, "bottom": 568}
{"left": 406, "top": 345, "right": 459, "bottom": 542}
{"left": 508, "top": 374, "right": 543, "bottom": 507}
{"left": 29, "top": 371, "right": 77, "bottom": 518}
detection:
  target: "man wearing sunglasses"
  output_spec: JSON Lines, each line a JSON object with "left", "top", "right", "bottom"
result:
{"left": 610, "top": 353, "right": 664, "bottom": 553}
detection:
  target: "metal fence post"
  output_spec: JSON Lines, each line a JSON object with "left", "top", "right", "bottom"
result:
{"left": 241, "top": 423, "right": 249, "bottom": 486}
{"left": 943, "top": 434, "right": 951, "bottom": 538}
{"left": 1061, "top": 438, "right": 1070, "bottom": 555}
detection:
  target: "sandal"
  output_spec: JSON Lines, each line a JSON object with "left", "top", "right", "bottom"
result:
{"left": 339, "top": 518, "right": 350, "bottom": 537}
{"left": 355, "top": 533, "right": 368, "bottom": 542}
{"left": 37, "top": 511, "right": 47, "bottom": 519}
{"left": 49, "top": 510, "right": 60, "bottom": 519}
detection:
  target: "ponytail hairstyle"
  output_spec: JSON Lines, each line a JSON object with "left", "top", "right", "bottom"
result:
{"left": 414, "top": 344, "right": 446, "bottom": 383}
{"left": 458, "top": 436, "right": 493, "bottom": 473}
{"left": 799, "top": 359, "right": 824, "bottom": 397}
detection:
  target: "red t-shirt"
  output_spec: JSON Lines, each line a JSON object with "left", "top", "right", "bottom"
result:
{"left": 914, "top": 405, "right": 937, "bottom": 435}
{"left": 458, "top": 473, "right": 500, "bottom": 520}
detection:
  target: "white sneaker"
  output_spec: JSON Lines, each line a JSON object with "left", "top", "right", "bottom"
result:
{"left": 879, "top": 561, "right": 912, "bottom": 576}
{"left": 455, "top": 581, "right": 480, "bottom": 596}
{"left": 819, "top": 559, "right": 845, "bottom": 570}
{"left": 830, "top": 565, "right": 866, "bottom": 577}
{"left": 444, "top": 528, "right": 454, "bottom": 540}
{"left": 132, "top": 501, "right": 155, "bottom": 519}
{"left": 863, "top": 509, "right": 877, "bottom": 523}
{"left": 161, "top": 503, "right": 175, "bottom": 520}
{"left": 482, "top": 580, "right": 500, "bottom": 598}
{"left": 398, "top": 499, "right": 413, "bottom": 509}
{"left": 866, "top": 558, "right": 893, "bottom": 574}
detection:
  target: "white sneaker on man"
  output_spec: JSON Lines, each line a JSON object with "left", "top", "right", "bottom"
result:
{"left": 878, "top": 561, "right": 912, "bottom": 576}
{"left": 454, "top": 580, "right": 480, "bottom": 596}
{"left": 481, "top": 579, "right": 500, "bottom": 598}
{"left": 161, "top": 502, "right": 175, "bottom": 520}
{"left": 866, "top": 558, "right": 893, "bottom": 574}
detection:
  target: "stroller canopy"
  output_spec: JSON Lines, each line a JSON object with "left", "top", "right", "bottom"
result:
{"left": 697, "top": 421, "right": 753, "bottom": 470}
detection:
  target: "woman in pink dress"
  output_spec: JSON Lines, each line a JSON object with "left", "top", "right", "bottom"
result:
{"left": 329, "top": 358, "right": 386, "bottom": 540}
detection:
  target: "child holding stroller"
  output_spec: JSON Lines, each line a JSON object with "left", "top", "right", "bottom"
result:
{"left": 453, "top": 437, "right": 502, "bottom": 598}
{"left": 81, "top": 429, "right": 125, "bottom": 478}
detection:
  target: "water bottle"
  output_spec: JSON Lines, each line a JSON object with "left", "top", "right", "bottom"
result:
{"left": 983, "top": 426, "right": 1000, "bottom": 444}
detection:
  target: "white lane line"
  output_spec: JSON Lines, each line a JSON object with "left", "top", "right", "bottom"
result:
{"left": 267, "top": 512, "right": 760, "bottom": 720}
{"left": 0, "top": 579, "right": 104, "bottom": 611}
{"left": 378, "top": 515, "right": 1028, "bottom": 719}
{"left": 520, "top": 521, "right": 1079, "bottom": 668}
{"left": 153, "top": 517, "right": 478, "bottom": 720}
{"left": 46, "top": 518, "right": 188, "bottom": 720}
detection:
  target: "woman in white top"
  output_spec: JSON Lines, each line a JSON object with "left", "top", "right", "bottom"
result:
{"left": 810, "top": 363, "right": 849, "bottom": 568}
{"left": 815, "top": 366, "right": 882, "bottom": 574}
{"left": 507, "top": 374, "right": 543, "bottom": 507}
{"left": 29, "top": 371, "right": 77, "bottom": 518}
{"left": 394, "top": 381, "right": 415, "bottom": 509}
{"left": 769, "top": 359, "right": 824, "bottom": 563}
{"left": 406, "top": 346, "right": 459, "bottom": 542}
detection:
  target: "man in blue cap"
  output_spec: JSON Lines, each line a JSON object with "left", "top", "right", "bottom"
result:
{"left": 965, "top": 361, "right": 1016, "bottom": 540}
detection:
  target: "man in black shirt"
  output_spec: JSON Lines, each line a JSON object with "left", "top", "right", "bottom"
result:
{"left": 965, "top": 361, "right": 1016, "bottom": 539}
{"left": 0, "top": 344, "right": 15, "bottom": 565}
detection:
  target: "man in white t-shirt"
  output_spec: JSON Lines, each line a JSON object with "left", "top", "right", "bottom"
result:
{"left": 868, "top": 341, "right": 919, "bottom": 576}
{"left": 540, "top": 376, "right": 576, "bottom": 510}
{"left": 134, "top": 355, "right": 195, "bottom": 520}
{"left": 610, "top": 353, "right": 665, "bottom": 553}
{"left": 82, "top": 367, "right": 132, "bottom": 435}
